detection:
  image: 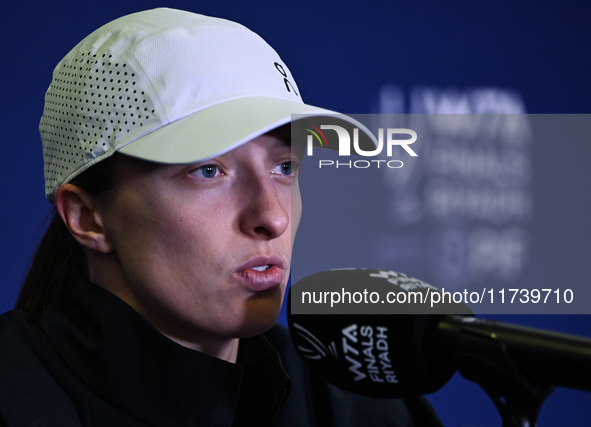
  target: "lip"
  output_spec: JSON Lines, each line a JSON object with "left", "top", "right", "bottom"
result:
{"left": 235, "top": 255, "right": 287, "bottom": 292}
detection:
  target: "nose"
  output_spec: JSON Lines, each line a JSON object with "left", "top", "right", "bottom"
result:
{"left": 238, "top": 172, "right": 290, "bottom": 240}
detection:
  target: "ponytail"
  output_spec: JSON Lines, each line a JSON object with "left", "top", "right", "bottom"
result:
{"left": 15, "top": 212, "right": 87, "bottom": 313}
{"left": 16, "top": 154, "right": 122, "bottom": 313}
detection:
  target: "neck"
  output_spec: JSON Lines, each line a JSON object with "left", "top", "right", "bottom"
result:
{"left": 168, "top": 336, "right": 240, "bottom": 363}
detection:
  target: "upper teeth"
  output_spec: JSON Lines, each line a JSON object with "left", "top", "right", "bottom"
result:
{"left": 251, "top": 265, "right": 270, "bottom": 271}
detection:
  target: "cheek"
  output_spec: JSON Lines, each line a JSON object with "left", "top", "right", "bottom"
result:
{"left": 126, "top": 208, "right": 216, "bottom": 267}
{"left": 103, "top": 192, "right": 194, "bottom": 274}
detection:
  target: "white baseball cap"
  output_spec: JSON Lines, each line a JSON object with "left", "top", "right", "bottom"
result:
{"left": 40, "top": 8, "right": 374, "bottom": 202}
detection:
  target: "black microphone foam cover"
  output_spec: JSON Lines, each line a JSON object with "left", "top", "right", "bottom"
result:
{"left": 288, "top": 269, "right": 470, "bottom": 398}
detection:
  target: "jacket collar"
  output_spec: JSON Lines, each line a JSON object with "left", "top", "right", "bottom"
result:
{"left": 38, "top": 281, "right": 290, "bottom": 426}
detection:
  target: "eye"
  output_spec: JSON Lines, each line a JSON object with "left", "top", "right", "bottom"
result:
{"left": 191, "top": 164, "right": 219, "bottom": 178}
{"left": 272, "top": 161, "right": 297, "bottom": 176}
{"left": 280, "top": 162, "right": 292, "bottom": 175}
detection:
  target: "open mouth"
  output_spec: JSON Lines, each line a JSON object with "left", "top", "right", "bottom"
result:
{"left": 236, "top": 256, "right": 286, "bottom": 276}
{"left": 235, "top": 256, "right": 286, "bottom": 291}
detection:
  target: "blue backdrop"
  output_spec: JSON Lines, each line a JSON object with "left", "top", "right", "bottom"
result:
{"left": 2, "top": 1, "right": 590, "bottom": 426}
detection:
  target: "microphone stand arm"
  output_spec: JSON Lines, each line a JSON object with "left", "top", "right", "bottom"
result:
{"left": 434, "top": 316, "right": 554, "bottom": 427}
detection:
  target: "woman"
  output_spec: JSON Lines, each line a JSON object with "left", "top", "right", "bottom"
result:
{"left": 0, "top": 8, "right": 443, "bottom": 426}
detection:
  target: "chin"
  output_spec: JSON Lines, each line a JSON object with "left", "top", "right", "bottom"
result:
{"left": 236, "top": 293, "right": 283, "bottom": 338}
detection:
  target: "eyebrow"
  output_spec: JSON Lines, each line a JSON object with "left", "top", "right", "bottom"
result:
{"left": 273, "top": 137, "right": 292, "bottom": 148}
{"left": 261, "top": 136, "right": 293, "bottom": 155}
{"left": 265, "top": 124, "right": 291, "bottom": 147}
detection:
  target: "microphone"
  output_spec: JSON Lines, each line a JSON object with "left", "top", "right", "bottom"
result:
{"left": 287, "top": 268, "right": 591, "bottom": 399}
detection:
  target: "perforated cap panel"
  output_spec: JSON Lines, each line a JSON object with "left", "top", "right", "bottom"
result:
{"left": 41, "top": 51, "right": 157, "bottom": 200}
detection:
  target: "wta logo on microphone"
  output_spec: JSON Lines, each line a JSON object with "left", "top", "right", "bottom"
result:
{"left": 292, "top": 321, "right": 398, "bottom": 384}
{"left": 341, "top": 324, "right": 398, "bottom": 384}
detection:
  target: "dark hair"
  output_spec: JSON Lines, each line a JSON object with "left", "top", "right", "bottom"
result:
{"left": 15, "top": 154, "right": 122, "bottom": 314}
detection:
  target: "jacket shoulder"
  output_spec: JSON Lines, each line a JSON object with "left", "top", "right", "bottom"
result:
{"left": 0, "top": 310, "right": 81, "bottom": 426}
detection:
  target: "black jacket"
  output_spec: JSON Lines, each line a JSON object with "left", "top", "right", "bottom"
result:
{"left": 0, "top": 281, "right": 443, "bottom": 426}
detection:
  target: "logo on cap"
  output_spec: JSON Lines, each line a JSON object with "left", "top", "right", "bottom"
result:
{"left": 274, "top": 62, "right": 299, "bottom": 96}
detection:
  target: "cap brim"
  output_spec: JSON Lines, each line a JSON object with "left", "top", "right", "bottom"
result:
{"left": 118, "top": 96, "right": 376, "bottom": 163}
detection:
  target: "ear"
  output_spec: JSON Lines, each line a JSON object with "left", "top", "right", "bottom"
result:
{"left": 54, "top": 184, "right": 114, "bottom": 253}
